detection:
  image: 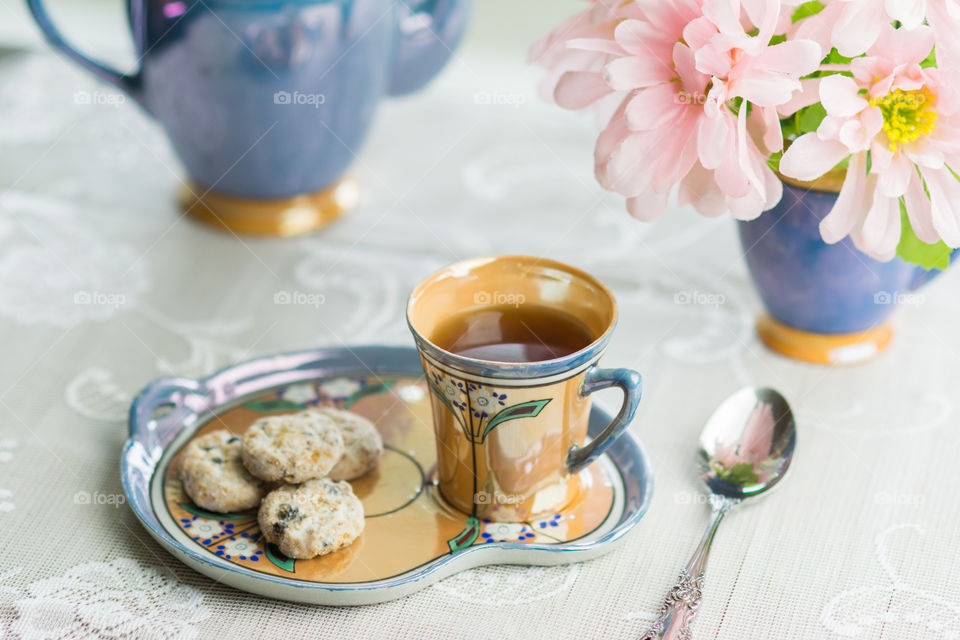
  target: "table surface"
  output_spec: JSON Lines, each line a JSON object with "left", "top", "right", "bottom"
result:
{"left": 2, "top": 4, "right": 960, "bottom": 639}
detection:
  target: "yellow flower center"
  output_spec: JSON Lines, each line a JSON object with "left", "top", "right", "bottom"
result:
{"left": 869, "top": 87, "right": 938, "bottom": 152}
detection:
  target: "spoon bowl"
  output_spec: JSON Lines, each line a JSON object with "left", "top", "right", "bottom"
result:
{"left": 698, "top": 387, "right": 796, "bottom": 500}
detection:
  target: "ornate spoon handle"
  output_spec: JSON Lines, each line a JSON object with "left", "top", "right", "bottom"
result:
{"left": 642, "top": 496, "right": 740, "bottom": 640}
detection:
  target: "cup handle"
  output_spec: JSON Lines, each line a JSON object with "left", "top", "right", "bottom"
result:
{"left": 566, "top": 366, "right": 642, "bottom": 475}
{"left": 26, "top": 0, "right": 145, "bottom": 106}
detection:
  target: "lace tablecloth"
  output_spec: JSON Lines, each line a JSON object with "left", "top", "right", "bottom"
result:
{"left": 2, "top": 38, "right": 960, "bottom": 640}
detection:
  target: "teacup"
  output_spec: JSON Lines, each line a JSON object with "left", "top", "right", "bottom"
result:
{"left": 406, "top": 256, "right": 642, "bottom": 521}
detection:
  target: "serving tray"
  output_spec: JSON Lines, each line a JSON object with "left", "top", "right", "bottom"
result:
{"left": 121, "top": 346, "right": 653, "bottom": 605}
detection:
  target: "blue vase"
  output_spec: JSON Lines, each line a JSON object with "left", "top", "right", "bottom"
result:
{"left": 738, "top": 180, "right": 952, "bottom": 364}
{"left": 27, "top": 0, "right": 469, "bottom": 235}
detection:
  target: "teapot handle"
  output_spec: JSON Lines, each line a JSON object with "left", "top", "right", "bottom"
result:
{"left": 26, "top": 0, "right": 145, "bottom": 106}
{"left": 388, "top": 0, "right": 470, "bottom": 96}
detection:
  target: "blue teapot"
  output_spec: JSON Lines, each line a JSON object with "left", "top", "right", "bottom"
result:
{"left": 27, "top": 0, "right": 469, "bottom": 234}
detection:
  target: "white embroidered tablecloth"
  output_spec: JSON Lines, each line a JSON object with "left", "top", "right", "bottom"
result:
{"left": 2, "top": 3, "right": 960, "bottom": 638}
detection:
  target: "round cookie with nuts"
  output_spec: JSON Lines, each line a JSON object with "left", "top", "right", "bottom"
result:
{"left": 241, "top": 411, "right": 344, "bottom": 484}
{"left": 180, "top": 429, "right": 269, "bottom": 513}
{"left": 258, "top": 478, "right": 365, "bottom": 559}
{"left": 310, "top": 407, "right": 383, "bottom": 481}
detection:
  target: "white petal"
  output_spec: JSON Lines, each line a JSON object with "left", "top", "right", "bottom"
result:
{"left": 876, "top": 151, "right": 914, "bottom": 197}
{"left": 780, "top": 133, "right": 851, "bottom": 182}
{"left": 820, "top": 74, "right": 869, "bottom": 118}
{"left": 554, "top": 71, "right": 613, "bottom": 110}
{"left": 624, "top": 84, "right": 685, "bottom": 131}
{"left": 832, "top": 1, "right": 887, "bottom": 57}
{"left": 736, "top": 105, "right": 765, "bottom": 196}
{"left": 778, "top": 78, "right": 822, "bottom": 117}
{"left": 921, "top": 167, "right": 960, "bottom": 246}
{"left": 885, "top": 0, "right": 928, "bottom": 30}
{"left": 820, "top": 153, "right": 870, "bottom": 243}
{"left": 904, "top": 171, "right": 939, "bottom": 244}
{"left": 678, "top": 163, "right": 727, "bottom": 217}
{"left": 857, "top": 193, "right": 902, "bottom": 260}
{"left": 697, "top": 107, "right": 730, "bottom": 170}
{"left": 626, "top": 190, "right": 669, "bottom": 221}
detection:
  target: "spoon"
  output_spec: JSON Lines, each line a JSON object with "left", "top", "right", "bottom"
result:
{"left": 642, "top": 387, "right": 797, "bottom": 640}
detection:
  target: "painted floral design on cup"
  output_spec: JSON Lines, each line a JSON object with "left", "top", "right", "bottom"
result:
{"left": 468, "top": 384, "right": 507, "bottom": 419}
{"left": 431, "top": 371, "right": 468, "bottom": 411}
{"left": 426, "top": 369, "right": 551, "bottom": 445}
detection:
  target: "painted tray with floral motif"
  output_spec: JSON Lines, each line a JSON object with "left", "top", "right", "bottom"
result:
{"left": 121, "top": 347, "right": 653, "bottom": 605}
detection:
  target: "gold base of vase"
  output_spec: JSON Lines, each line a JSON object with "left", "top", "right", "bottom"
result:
{"left": 180, "top": 178, "right": 359, "bottom": 236}
{"left": 756, "top": 314, "right": 893, "bottom": 365}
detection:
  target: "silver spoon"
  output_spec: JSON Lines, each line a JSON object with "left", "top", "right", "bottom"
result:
{"left": 642, "top": 387, "right": 797, "bottom": 640}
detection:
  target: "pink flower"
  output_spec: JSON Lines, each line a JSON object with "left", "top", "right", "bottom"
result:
{"left": 536, "top": 0, "right": 821, "bottom": 221}
{"left": 528, "top": 0, "right": 628, "bottom": 106}
{"left": 780, "top": 25, "right": 960, "bottom": 259}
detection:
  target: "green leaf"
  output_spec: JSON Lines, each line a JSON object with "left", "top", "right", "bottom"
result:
{"left": 824, "top": 48, "right": 853, "bottom": 66}
{"left": 792, "top": 1, "right": 825, "bottom": 23}
{"left": 265, "top": 543, "right": 296, "bottom": 572}
{"left": 897, "top": 200, "right": 952, "bottom": 270}
{"left": 343, "top": 379, "right": 396, "bottom": 409}
{"left": 767, "top": 150, "right": 783, "bottom": 173}
{"left": 447, "top": 517, "right": 481, "bottom": 553}
{"left": 922, "top": 47, "right": 938, "bottom": 69}
{"left": 244, "top": 398, "right": 305, "bottom": 413}
{"left": 481, "top": 399, "right": 552, "bottom": 440}
{"left": 713, "top": 462, "right": 760, "bottom": 486}
{"left": 797, "top": 103, "right": 826, "bottom": 134}
{"left": 178, "top": 503, "right": 255, "bottom": 521}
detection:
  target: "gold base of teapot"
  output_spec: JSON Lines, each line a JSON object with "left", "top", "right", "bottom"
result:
{"left": 180, "top": 177, "right": 359, "bottom": 236}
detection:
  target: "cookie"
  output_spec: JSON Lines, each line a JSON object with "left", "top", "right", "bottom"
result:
{"left": 241, "top": 411, "right": 344, "bottom": 483}
{"left": 180, "top": 429, "right": 269, "bottom": 513}
{"left": 258, "top": 478, "right": 364, "bottom": 559}
{"left": 311, "top": 407, "right": 383, "bottom": 481}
